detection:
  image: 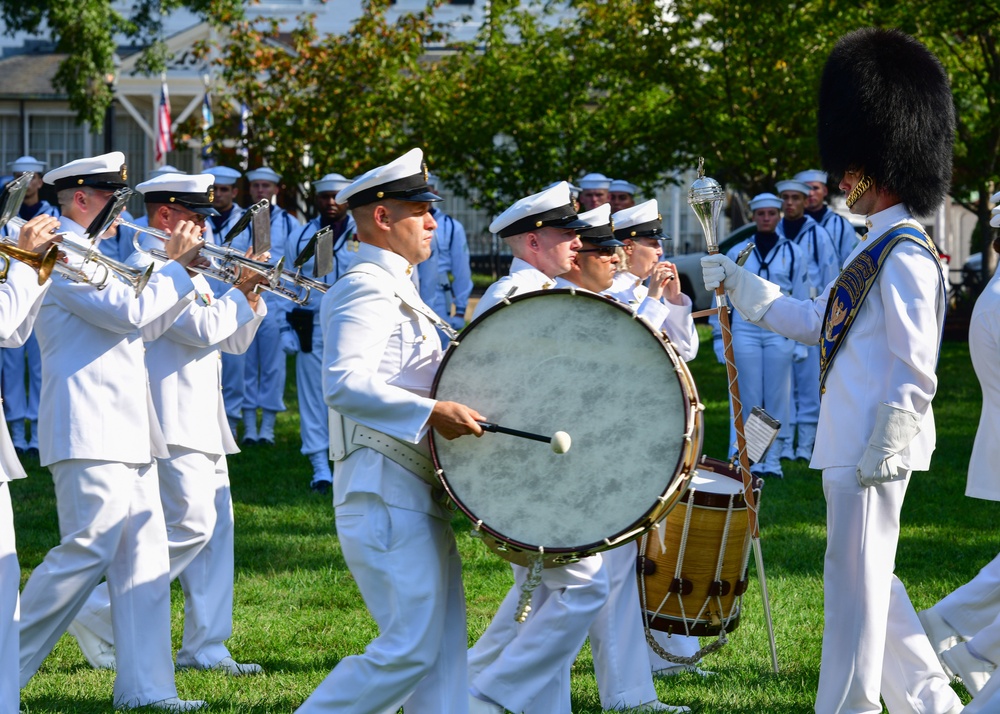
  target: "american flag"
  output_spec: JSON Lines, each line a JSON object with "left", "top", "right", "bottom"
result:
{"left": 155, "top": 79, "right": 174, "bottom": 164}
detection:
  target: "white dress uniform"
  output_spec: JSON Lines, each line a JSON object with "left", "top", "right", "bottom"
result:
{"left": 776, "top": 214, "right": 839, "bottom": 459}
{"left": 18, "top": 212, "right": 199, "bottom": 708}
{"left": 468, "top": 280, "right": 609, "bottom": 713}
{"left": 296, "top": 237, "right": 468, "bottom": 713}
{"left": 811, "top": 206, "right": 858, "bottom": 268}
{"left": 284, "top": 213, "right": 357, "bottom": 486}
{"left": 242, "top": 203, "right": 299, "bottom": 441}
{"left": 747, "top": 204, "right": 959, "bottom": 713}
{"left": 607, "top": 271, "right": 698, "bottom": 361}
{"left": 207, "top": 205, "right": 250, "bottom": 432}
{"left": 416, "top": 205, "right": 473, "bottom": 332}
{"left": 1, "top": 199, "right": 59, "bottom": 453}
{"left": 73, "top": 224, "right": 265, "bottom": 668}
{"left": 0, "top": 260, "right": 49, "bottom": 714}
{"left": 709, "top": 234, "right": 809, "bottom": 475}
{"left": 919, "top": 264, "right": 1000, "bottom": 699}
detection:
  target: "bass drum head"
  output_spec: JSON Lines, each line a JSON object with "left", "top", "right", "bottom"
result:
{"left": 431, "top": 289, "right": 699, "bottom": 558}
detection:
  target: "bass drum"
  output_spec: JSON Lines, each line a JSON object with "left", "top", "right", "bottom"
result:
{"left": 430, "top": 289, "right": 703, "bottom": 566}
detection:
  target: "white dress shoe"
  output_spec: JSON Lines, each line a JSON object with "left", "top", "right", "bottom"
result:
{"left": 652, "top": 663, "right": 715, "bottom": 678}
{"left": 919, "top": 608, "right": 962, "bottom": 659}
{"left": 143, "top": 698, "right": 207, "bottom": 712}
{"left": 631, "top": 701, "right": 691, "bottom": 712}
{"left": 178, "top": 656, "right": 263, "bottom": 676}
{"left": 942, "top": 642, "right": 995, "bottom": 696}
{"left": 66, "top": 621, "right": 116, "bottom": 670}
{"left": 468, "top": 693, "right": 504, "bottom": 714}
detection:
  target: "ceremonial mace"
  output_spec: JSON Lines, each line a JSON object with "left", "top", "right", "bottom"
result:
{"left": 689, "top": 158, "right": 779, "bottom": 673}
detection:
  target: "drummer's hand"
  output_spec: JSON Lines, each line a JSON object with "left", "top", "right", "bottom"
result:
{"left": 429, "top": 401, "right": 484, "bottom": 440}
{"left": 16, "top": 214, "right": 61, "bottom": 254}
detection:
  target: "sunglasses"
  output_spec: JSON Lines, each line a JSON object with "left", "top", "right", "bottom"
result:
{"left": 576, "top": 246, "right": 617, "bottom": 257}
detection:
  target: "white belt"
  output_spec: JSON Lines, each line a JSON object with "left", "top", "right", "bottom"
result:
{"left": 337, "top": 417, "right": 437, "bottom": 487}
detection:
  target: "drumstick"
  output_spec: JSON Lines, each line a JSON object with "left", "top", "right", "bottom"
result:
{"left": 476, "top": 422, "right": 572, "bottom": 454}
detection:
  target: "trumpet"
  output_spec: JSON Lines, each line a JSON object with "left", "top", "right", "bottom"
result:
{"left": 271, "top": 265, "right": 330, "bottom": 306}
{"left": 0, "top": 173, "right": 62, "bottom": 285}
{"left": 124, "top": 220, "right": 286, "bottom": 293}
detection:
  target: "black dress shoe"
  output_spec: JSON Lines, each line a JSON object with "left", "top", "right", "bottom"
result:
{"left": 242, "top": 438, "right": 259, "bottom": 446}
{"left": 14, "top": 447, "right": 24, "bottom": 457}
{"left": 25, "top": 448, "right": 38, "bottom": 460}
{"left": 310, "top": 480, "right": 332, "bottom": 495}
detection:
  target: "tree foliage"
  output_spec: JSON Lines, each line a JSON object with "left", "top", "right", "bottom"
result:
{"left": 0, "top": 0, "right": 242, "bottom": 131}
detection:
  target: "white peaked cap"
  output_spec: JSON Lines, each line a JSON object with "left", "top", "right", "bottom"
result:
{"left": 489, "top": 181, "right": 590, "bottom": 238}
{"left": 44, "top": 151, "right": 129, "bottom": 191}
{"left": 336, "top": 148, "right": 440, "bottom": 209}
{"left": 136, "top": 172, "right": 219, "bottom": 216}
{"left": 612, "top": 198, "right": 664, "bottom": 240}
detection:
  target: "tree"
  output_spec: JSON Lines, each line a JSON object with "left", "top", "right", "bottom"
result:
{"left": 0, "top": 0, "right": 243, "bottom": 131}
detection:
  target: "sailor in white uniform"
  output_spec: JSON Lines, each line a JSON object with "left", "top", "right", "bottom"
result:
{"left": 796, "top": 168, "right": 859, "bottom": 267}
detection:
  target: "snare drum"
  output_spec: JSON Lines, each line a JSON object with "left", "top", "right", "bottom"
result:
{"left": 637, "top": 456, "right": 754, "bottom": 637}
{"left": 430, "top": 289, "right": 703, "bottom": 567}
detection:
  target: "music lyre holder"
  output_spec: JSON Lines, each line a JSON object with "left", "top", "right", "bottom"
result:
{"left": 688, "top": 157, "right": 779, "bottom": 673}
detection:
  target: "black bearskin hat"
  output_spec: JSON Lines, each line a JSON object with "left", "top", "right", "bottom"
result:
{"left": 818, "top": 28, "right": 955, "bottom": 215}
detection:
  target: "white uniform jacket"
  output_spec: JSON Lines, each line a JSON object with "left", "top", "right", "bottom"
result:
{"left": 966, "top": 267, "right": 1000, "bottom": 501}
{"left": 607, "top": 271, "right": 699, "bottom": 360}
{"left": 34, "top": 217, "right": 196, "bottom": 467}
{"left": 0, "top": 261, "right": 49, "bottom": 481}
{"left": 321, "top": 242, "right": 442, "bottom": 515}
{"left": 752, "top": 204, "right": 944, "bottom": 472}
{"left": 134, "top": 234, "right": 267, "bottom": 456}
{"left": 473, "top": 257, "right": 554, "bottom": 318}
{"left": 777, "top": 214, "right": 840, "bottom": 291}
{"left": 815, "top": 207, "right": 859, "bottom": 268}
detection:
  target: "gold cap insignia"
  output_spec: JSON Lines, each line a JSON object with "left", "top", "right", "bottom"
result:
{"left": 535, "top": 220, "right": 543, "bottom": 227}
{"left": 169, "top": 197, "right": 176, "bottom": 203}
{"left": 422, "top": 162, "right": 428, "bottom": 182}
{"left": 377, "top": 191, "right": 384, "bottom": 198}
{"left": 120, "top": 163, "right": 127, "bottom": 181}
{"left": 77, "top": 178, "right": 84, "bottom": 185}
{"left": 208, "top": 187, "right": 214, "bottom": 203}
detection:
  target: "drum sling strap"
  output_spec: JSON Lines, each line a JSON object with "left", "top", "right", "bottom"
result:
{"left": 328, "top": 262, "right": 456, "bottom": 487}
{"left": 819, "top": 222, "right": 944, "bottom": 391}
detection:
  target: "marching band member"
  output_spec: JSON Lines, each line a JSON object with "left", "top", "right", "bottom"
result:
{"left": 203, "top": 165, "right": 250, "bottom": 438}
{"left": 609, "top": 199, "right": 698, "bottom": 361}
{"left": 608, "top": 179, "right": 638, "bottom": 213}
{"left": 709, "top": 193, "right": 809, "bottom": 479}
{"left": 1, "top": 156, "right": 58, "bottom": 460}
{"left": 241, "top": 166, "right": 299, "bottom": 446}
{"left": 700, "top": 29, "right": 962, "bottom": 713}
{"left": 282, "top": 172, "right": 355, "bottom": 495}
{"left": 17, "top": 152, "right": 207, "bottom": 712}
{"left": 578, "top": 172, "right": 612, "bottom": 211}
{"left": 70, "top": 172, "right": 266, "bottom": 677}
{"left": 796, "top": 169, "right": 859, "bottom": 267}
{"left": 0, "top": 215, "right": 59, "bottom": 714}
{"left": 468, "top": 182, "right": 612, "bottom": 714}
{"left": 774, "top": 178, "right": 839, "bottom": 463}
{"left": 297, "top": 148, "right": 483, "bottom": 713}
{"left": 554, "top": 202, "right": 690, "bottom": 713}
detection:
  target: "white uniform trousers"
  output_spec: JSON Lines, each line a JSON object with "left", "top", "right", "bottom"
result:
{"left": 729, "top": 323, "right": 794, "bottom": 473}
{"left": 791, "top": 345, "right": 821, "bottom": 428}
{"left": 2, "top": 334, "right": 41, "bottom": 446}
{"left": 295, "top": 326, "right": 329, "bottom": 458}
{"left": 468, "top": 554, "right": 609, "bottom": 714}
{"left": 296, "top": 493, "right": 467, "bottom": 714}
{"left": 243, "top": 307, "right": 286, "bottom": 413}
{"left": 221, "top": 352, "right": 246, "bottom": 426}
{"left": 817, "top": 467, "right": 959, "bottom": 714}
{"left": 74, "top": 447, "right": 237, "bottom": 667}
{"left": 0, "top": 483, "right": 19, "bottom": 714}
{"left": 964, "top": 660, "right": 1000, "bottom": 713}
{"left": 589, "top": 544, "right": 659, "bottom": 709}
{"left": 19, "top": 459, "right": 177, "bottom": 708}
{"left": 931, "top": 551, "right": 1000, "bottom": 660}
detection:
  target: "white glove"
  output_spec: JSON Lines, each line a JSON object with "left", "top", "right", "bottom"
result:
{"left": 713, "top": 338, "right": 725, "bottom": 364}
{"left": 793, "top": 344, "right": 808, "bottom": 363}
{"left": 701, "top": 254, "right": 783, "bottom": 322}
{"left": 856, "top": 402, "right": 922, "bottom": 488}
{"left": 448, "top": 313, "right": 466, "bottom": 332}
{"left": 281, "top": 329, "right": 300, "bottom": 355}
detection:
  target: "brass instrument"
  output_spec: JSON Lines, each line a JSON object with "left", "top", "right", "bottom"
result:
{"left": 0, "top": 173, "right": 61, "bottom": 285}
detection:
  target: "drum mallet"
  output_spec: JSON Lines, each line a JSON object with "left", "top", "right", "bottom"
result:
{"left": 476, "top": 421, "right": 572, "bottom": 454}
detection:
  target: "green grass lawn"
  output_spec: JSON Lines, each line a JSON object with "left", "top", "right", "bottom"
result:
{"left": 14, "top": 329, "right": 987, "bottom": 712}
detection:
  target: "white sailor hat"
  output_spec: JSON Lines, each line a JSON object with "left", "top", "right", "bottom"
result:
{"left": 137, "top": 173, "right": 220, "bottom": 217}
{"left": 9, "top": 155, "right": 46, "bottom": 174}
{"left": 336, "top": 148, "right": 441, "bottom": 209}
{"left": 612, "top": 199, "right": 664, "bottom": 242}
{"left": 489, "top": 181, "right": 591, "bottom": 238}
{"left": 749, "top": 192, "right": 783, "bottom": 211}
{"left": 775, "top": 179, "right": 810, "bottom": 196}
{"left": 149, "top": 164, "right": 183, "bottom": 180}
{"left": 794, "top": 169, "right": 828, "bottom": 185}
{"left": 609, "top": 179, "right": 638, "bottom": 195}
{"left": 203, "top": 166, "right": 242, "bottom": 186}
{"left": 246, "top": 167, "right": 281, "bottom": 184}
{"left": 44, "top": 151, "right": 129, "bottom": 192}
{"left": 576, "top": 204, "right": 623, "bottom": 246}
{"left": 578, "top": 172, "right": 611, "bottom": 191}
{"left": 991, "top": 190, "right": 1000, "bottom": 205}
{"left": 314, "top": 173, "right": 351, "bottom": 195}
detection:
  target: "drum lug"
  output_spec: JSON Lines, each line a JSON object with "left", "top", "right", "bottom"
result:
{"left": 708, "top": 580, "right": 731, "bottom": 597}
{"left": 669, "top": 577, "right": 693, "bottom": 596}
{"left": 637, "top": 556, "right": 656, "bottom": 577}
{"left": 552, "top": 555, "right": 580, "bottom": 565}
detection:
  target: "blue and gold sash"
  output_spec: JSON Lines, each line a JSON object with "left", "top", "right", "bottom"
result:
{"left": 819, "top": 224, "right": 942, "bottom": 390}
